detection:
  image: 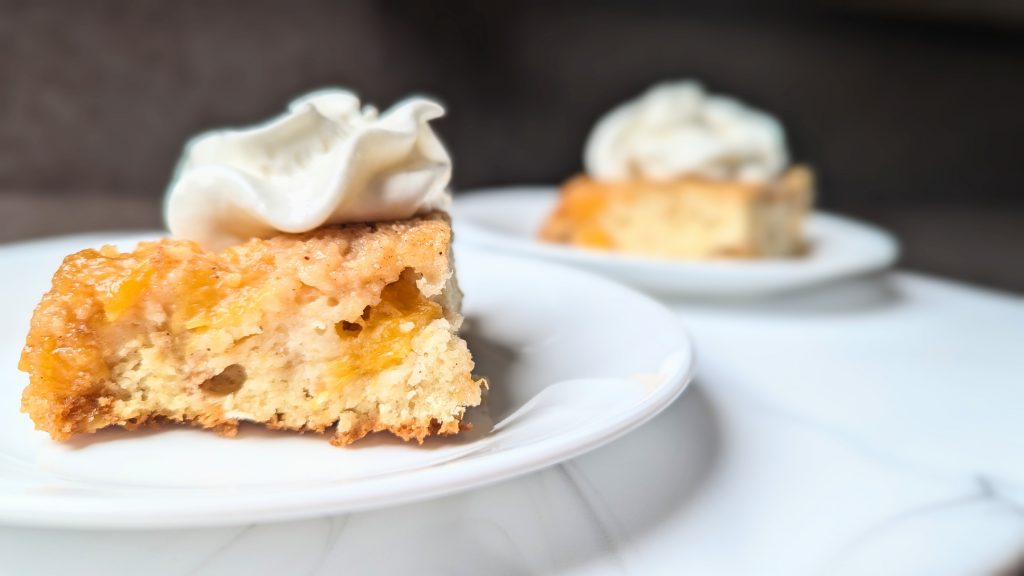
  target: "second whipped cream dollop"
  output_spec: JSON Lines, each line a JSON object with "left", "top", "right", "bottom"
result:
{"left": 165, "top": 89, "right": 452, "bottom": 249}
{"left": 584, "top": 81, "right": 789, "bottom": 183}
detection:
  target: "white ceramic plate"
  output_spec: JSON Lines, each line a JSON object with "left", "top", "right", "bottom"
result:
{"left": 451, "top": 186, "right": 900, "bottom": 297}
{"left": 0, "top": 233, "right": 693, "bottom": 529}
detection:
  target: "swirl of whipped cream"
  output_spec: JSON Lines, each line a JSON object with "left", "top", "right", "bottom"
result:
{"left": 584, "top": 81, "right": 789, "bottom": 183}
{"left": 165, "top": 88, "right": 452, "bottom": 249}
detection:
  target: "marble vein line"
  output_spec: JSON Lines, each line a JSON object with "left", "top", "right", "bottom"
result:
{"left": 309, "top": 514, "right": 350, "bottom": 576}
{"left": 725, "top": 383, "right": 987, "bottom": 484}
{"left": 458, "top": 514, "right": 545, "bottom": 575}
{"left": 556, "top": 462, "right": 631, "bottom": 574}
{"left": 982, "top": 477, "right": 1024, "bottom": 517}
{"left": 821, "top": 476, "right": 1024, "bottom": 574}
{"left": 460, "top": 508, "right": 544, "bottom": 569}
{"left": 185, "top": 524, "right": 254, "bottom": 576}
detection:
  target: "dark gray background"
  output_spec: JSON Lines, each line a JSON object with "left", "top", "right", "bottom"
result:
{"left": 1, "top": 0, "right": 1022, "bottom": 292}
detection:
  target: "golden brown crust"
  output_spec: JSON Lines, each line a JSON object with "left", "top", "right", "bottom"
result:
{"left": 20, "top": 212, "right": 482, "bottom": 445}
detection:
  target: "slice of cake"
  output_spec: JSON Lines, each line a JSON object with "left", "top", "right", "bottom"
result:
{"left": 20, "top": 213, "right": 481, "bottom": 445}
{"left": 19, "top": 88, "right": 484, "bottom": 446}
{"left": 540, "top": 166, "right": 813, "bottom": 259}
{"left": 540, "top": 80, "right": 815, "bottom": 260}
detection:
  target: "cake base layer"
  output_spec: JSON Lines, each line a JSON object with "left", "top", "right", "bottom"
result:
{"left": 19, "top": 213, "right": 482, "bottom": 446}
{"left": 539, "top": 167, "right": 814, "bottom": 259}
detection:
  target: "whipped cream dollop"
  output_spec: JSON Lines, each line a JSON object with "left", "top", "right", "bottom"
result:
{"left": 165, "top": 88, "right": 452, "bottom": 248}
{"left": 584, "top": 81, "right": 789, "bottom": 183}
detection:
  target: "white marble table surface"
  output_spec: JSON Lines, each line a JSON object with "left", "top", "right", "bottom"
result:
{"left": 2, "top": 271, "right": 1022, "bottom": 575}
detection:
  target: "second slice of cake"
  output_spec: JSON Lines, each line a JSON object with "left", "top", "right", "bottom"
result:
{"left": 540, "top": 80, "right": 815, "bottom": 260}
{"left": 541, "top": 167, "right": 812, "bottom": 259}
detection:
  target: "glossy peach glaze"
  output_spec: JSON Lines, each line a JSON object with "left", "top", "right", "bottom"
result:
{"left": 331, "top": 270, "right": 443, "bottom": 381}
{"left": 20, "top": 240, "right": 440, "bottom": 421}
{"left": 19, "top": 241, "right": 269, "bottom": 408}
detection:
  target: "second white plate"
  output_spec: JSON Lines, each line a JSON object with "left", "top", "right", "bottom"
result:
{"left": 452, "top": 186, "right": 900, "bottom": 297}
{"left": 0, "top": 233, "right": 693, "bottom": 529}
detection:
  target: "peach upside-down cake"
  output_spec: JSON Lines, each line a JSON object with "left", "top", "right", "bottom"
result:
{"left": 19, "top": 214, "right": 483, "bottom": 446}
{"left": 540, "top": 80, "right": 816, "bottom": 260}
{"left": 539, "top": 166, "right": 813, "bottom": 259}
